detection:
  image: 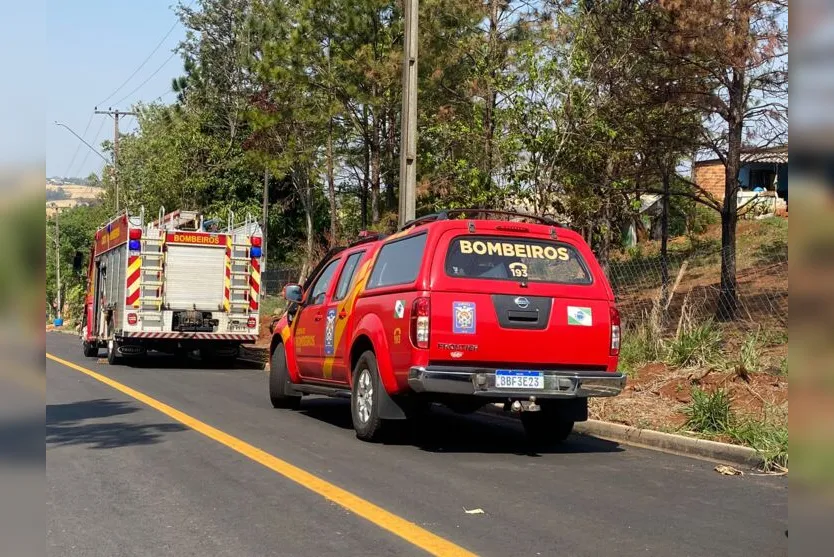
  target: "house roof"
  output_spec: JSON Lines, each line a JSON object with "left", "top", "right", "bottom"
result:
{"left": 695, "top": 144, "right": 788, "bottom": 166}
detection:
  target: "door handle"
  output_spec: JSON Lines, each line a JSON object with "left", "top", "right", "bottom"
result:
{"left": 314, "top": 313, "right": 323, "bottom": 321}
{"left": 339, "top": 310, "right": 348, "bottom": 319}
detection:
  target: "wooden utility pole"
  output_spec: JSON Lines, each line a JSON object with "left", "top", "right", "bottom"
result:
{"left": 398, "top": 0, "right": 418, "bottom": 227}
{"left": 49, "top": 204, "right": 62, "bottom": 321}
{"left": 95, "top": 108, "right": 138, "bottom": 212}
{"left": 262, "top": 167, "right": 270, "bottom": 264}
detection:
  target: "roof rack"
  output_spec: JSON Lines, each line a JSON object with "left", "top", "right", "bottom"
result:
{"left": 398, "top": 209, "right": 560, "bottom": 231}
{"left": 349, "top": 231, "right": 387, "bottom": 247}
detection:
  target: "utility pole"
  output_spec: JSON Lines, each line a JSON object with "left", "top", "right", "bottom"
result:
{"left": 95, "top": 108, "right": 138, "bottom": 212}
{"left": 262, "top": 167, "right": 269, "bottom": 265}
{"left": 50, "top": 204, "right": 62, "bottom": 321}
{"left": 398, "top": 0, "right": 418, "bottom": 228}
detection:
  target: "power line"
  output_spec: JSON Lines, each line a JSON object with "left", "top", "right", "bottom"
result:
{"left": 96, "top": 18, "right": 181, "bottom": 107}
{"left": 113, "top": 50, "right": 179, "bottom": 107}
{"left": 72, "top": 116, "right": 108, "bottom": 178}
{"left": 63, "top": 112, "right": 94, "bottom": 177}
{"left": 95, "top": 109, "right": 139, "bottom": 212}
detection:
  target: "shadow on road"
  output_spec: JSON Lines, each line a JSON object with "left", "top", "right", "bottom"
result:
{"left": 105, "top": 352, "right": 265, "bottom": 372}
{"left": 0, "top": 414, "right": 45, "bottom": 464}
{"left": 47, "top": 399, "right": 187, "bottom": 450}
{"left": 297, "top": 398, "right": 623, "bottom": 457}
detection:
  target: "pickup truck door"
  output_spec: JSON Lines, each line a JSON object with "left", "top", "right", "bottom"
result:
{"left": 293, "top": 258, "right": 341, "bottom": 380}
{"left": 321, "top": 250, "right": 366, "bottom": 384}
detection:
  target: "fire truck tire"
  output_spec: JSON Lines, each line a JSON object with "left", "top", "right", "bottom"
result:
{"left": 520, "top": 410, "right": 574, "bottom": 445}
{"left": 82, "top": 341, "right": 98, "bottom": 358}
{"left": 107, "top": 340, "right": 121, "bottom": 366}
{"left": 269, "top": 345, "right": 301, "bottom": 410}
{"left": 351, "top": 351, "right": 385, "bottom": 442}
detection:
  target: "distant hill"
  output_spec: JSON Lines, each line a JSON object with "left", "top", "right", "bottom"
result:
{"left": 46, "top": 183, "right": 104, "bottom": 216}
{"left": 47, "top": 176, "right": 90, "bottom": 185}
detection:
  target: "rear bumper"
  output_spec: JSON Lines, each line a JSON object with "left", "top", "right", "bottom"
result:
{"left": 121, "top": 331, "right": 258, "bottom": 342}
{"left": 408, "top": 366, "right": 626, "bottom": 398}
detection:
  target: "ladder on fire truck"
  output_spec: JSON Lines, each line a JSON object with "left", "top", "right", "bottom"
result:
{"left": 226, "top": 210, "right": 256, "bottom": 323}
{"left": 133, "top": 206, "right": 170, "bottom": 330}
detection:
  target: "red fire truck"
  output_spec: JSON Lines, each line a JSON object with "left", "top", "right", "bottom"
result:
{"left": 80, "top": 208, "right": 264, "bottom": 364}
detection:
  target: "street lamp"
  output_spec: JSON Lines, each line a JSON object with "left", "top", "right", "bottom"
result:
{"left": 54, "top": 121, "right": 109, "bottom": 164}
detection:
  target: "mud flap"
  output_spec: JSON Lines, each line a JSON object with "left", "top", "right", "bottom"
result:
{"left": 378, "top": 389, "right": 407, "bottom": 420}
{"left": 551, "top": 397, "right": 588, "bottom": 422}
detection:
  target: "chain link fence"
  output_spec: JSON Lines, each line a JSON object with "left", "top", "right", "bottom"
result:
{"left": 609, "top": 240, "right": 788, "bottom": 337}
{"left": 261, "top": 239, "right": 788, "bottom": 338}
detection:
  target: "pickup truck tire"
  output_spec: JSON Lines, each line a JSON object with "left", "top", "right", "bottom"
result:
{"left": 351, "top": 351, "right": 385, "bottom": 442}
{"left": 82, "top": 341, "right": 98, "bottom": 358}
{"left": 269, "top": 345, "right": 301, "bottom": 410}
{"left": 521, "top": 410, "right": 574, "bottom": 444}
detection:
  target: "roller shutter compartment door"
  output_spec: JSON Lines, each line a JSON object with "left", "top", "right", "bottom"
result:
{"left": 164, "top": 245, "right": 226, "bottom": 310}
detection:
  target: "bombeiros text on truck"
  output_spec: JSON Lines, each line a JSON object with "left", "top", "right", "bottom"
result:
{"left": 268, "top": 209, "right": 626, "bottom": 444}
{"left": 79, "top": 207, "right": 264, "bottom": 364}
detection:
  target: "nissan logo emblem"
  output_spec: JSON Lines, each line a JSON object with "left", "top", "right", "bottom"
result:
{"left": 514, "top": 296, "right": 530, "bottom": 309}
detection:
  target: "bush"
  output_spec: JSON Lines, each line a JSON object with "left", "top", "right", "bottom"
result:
{"left": 688, "top": 205, "right": 719, "bottom": 234}
{"left": 684, "top": 388, "right": 733, "bottom": 434}
{"left": 665, "top": 320, "right": 724, "bottom": 368}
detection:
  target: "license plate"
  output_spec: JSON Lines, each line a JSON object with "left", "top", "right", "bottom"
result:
{"left": 495, "top": 370, "right": 544, "bottom": 389}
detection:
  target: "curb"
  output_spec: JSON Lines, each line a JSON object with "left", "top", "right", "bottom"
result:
{"left": 483, "top": 403, "right": 762, "bottom": 468}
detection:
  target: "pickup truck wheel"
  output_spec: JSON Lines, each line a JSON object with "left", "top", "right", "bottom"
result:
{"left": 520, "top": 410, "right": 574, "bottom": 444}
{"left": 269, "top": 345, "right": 301, "bottom": 410}
{"left": 82, "top": 341, "right": 98, "bottom": 358}
{"left": 351, "top": 351, "right": 385, "bottom": 442}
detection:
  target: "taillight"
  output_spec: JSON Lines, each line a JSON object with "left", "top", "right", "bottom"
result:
{"left": 410, "top": 297, "right": 430, "bottom": 349}
{"left": 247, "top": 316, "right": 257, "bottom": 329}
{"left": 127, "top": 313, "right": 138, "bottom": 325}
{"left": 250, "top": 236, "right": 262, "bottom": 247}
{"left": 129, "top": 229, "right": 142, "bottom": 240}
{"left": 610, "top": 306, "right": 621, "bottom": 356}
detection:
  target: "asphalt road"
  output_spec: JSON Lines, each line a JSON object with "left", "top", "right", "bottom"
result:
{"left": 46, "top": 332, "right": 787, "bottom": 556}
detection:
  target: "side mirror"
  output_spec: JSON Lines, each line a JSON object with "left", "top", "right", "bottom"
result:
{"left": 283, "top": 283, "right": 303, "bottom": 303}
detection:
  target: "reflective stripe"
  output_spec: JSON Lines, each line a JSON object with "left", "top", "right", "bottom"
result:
{"left": 126, "top": 255, "right": 141, "bottom": 306}
{"left": 249, "top": 257, "right": 260, "bottom": 311}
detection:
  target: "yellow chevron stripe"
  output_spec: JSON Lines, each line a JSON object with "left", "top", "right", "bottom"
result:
{"left": 128, "top": 256, "right": 142, "bottom": 276}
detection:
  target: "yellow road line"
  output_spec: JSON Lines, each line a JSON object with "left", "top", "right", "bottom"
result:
{"left": 46, "top": 352, "right": 477, "bottom": 557}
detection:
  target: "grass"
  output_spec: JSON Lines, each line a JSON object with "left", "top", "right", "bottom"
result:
{"left": 778, "top": 357, "right": 788, "bottom": 376}
{"left": 727, "top": 417, "right": 789, "bottom": 472}
{"left": 685, "top": 388, "right": 733, "bottom": 434}
{"left": 736, "top": 330, "right": 764, "bottom": 373}
{"left": 619, "top": 322, "right": 663, "bottom": 376}
{"left": 684, "top": 388, "right": 788, "bottom": 471}
{"left": 260, "top": 295, "right": 287, "bottom": 318}
{"left": 665, "top": 320, "right": 724, "bottom": 368}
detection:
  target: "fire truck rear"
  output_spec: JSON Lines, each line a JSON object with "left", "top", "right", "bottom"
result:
{"left": 80, "top": 208, "right": 263, "bottom": 364}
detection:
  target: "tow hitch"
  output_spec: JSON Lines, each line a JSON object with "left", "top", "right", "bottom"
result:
{"left": 505, "top": 396, "right": 541, "bottom": 413}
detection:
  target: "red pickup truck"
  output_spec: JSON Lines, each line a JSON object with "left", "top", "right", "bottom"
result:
{"left": 269, "top": 210, "right": 625, "bottom": 443}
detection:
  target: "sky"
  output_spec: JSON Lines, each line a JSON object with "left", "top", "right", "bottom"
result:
{"left": 0, "top": 0, "right": 45, "bottom": 169}
{"left": 46, "top": 0, "right": 188, "bottom": 178}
